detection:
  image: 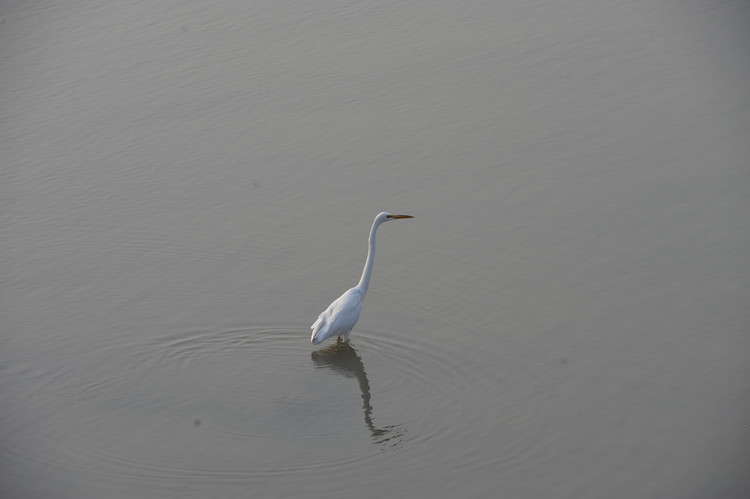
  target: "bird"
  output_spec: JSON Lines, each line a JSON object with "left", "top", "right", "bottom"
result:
{"left": 311, "top": 212, "right": 413, "bottom": 345}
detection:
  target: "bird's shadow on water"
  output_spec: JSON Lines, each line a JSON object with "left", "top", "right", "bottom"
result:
{"left": 311, "top": 338, "right": 405, "bottom": 449}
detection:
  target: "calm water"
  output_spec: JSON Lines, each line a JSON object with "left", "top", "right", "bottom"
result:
{"left": 2, "top": 1, "right": 749, "bottom": 498}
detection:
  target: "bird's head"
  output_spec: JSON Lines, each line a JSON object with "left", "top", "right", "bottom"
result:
{"left": 378, "top": 212, "right": 414, "bottom": 223}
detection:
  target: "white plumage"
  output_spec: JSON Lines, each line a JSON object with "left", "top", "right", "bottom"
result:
{"left": 311, "top": 212, "right": 413, "bottom": 345}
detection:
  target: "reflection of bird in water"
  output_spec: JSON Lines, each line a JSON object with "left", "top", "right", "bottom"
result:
{"left": 311, "top": 338, "right": 405, "bottom": 447}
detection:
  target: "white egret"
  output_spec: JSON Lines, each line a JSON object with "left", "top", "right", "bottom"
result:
{"left": 311, "top": 212, "right": 413, "bottom": 345}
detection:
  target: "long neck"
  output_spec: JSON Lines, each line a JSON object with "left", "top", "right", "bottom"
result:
{"left": 356, "top": 217, "right": 382, "bottom": 297}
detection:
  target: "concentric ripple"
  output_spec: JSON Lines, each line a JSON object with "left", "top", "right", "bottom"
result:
{"left": 2, "top": 294, "right": 552, "bottom": 488}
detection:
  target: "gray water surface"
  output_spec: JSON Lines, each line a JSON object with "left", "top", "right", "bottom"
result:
{"left": 2, "top": 1, "right": 749, "bottom": 498}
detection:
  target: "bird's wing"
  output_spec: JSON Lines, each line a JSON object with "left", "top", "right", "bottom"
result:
{"left": 311, "top": 311, "right": 327, "bottom": 332}
{"left": 311, "top": 288, "right": 363, "bottom": 343}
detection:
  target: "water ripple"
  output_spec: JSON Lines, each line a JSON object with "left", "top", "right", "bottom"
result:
{"left": 2, "top": 298, "right": 553, "bottom": 485}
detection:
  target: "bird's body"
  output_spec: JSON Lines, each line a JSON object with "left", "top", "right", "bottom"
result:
{"left": 311, "top": 212, "right": 413, "bottom": 345}
{"left": 311, "top": 287, "right": 363, "bottom": 344}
